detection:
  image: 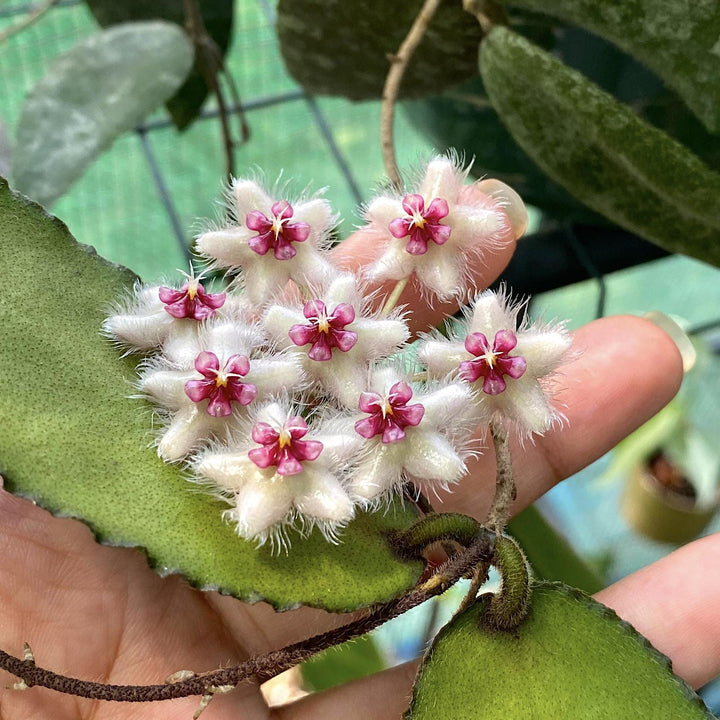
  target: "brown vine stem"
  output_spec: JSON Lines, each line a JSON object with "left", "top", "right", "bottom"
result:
{"left": 183, "top": 0, "right": 236, "bottom": 178}
{"left": 0, "top": 0, "right": 59, "bottom": 45}
{"left": 0, "top": 536, "right": 493, "bottom": 704}
{"left": 380, "top": 0, "right": 444, "bottom": 191}
{"left": 487, "top": 418, "right": 515, "bottom": 533}
{"left": 459, "top": 418, "right": 516, "bottom": 611}
{"left": 462, "top": 0, "right": 509, "bottom": 34}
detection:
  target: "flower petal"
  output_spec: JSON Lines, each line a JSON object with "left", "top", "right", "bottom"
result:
{"left": 294, "top": 469, "right": 355, "bottom": 523}
{"left": 404, "top": 430, "right": 466, "bottom": 485}
{"left": 231, "top": 475, "right": 295, "bottom": 541}
{"left": 195, "top": 228, "right": 255, "bottom": 268}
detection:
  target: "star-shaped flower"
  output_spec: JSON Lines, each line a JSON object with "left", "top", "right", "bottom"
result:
{"left": 263, "top": 273, "right": 409, "bottom": 407}
{"left": 194, "top": 402, "right": 358, "bottom": 547}
{"left": 417, "top": 288, "right": 572, "bottom": 437}
{"left": 139, "top": 319, "right": 304, "bottom": 461}
{"left": 103, "top": 268, "right": 248, "bottom": 356}
{"left": 343, "top": 366, "right": 476, "bottom": 503}
{"left": 195, "top": 177, "right": 336, "bottom": 304}
{"left": 362, "top": 154, "right": 525, "bottom": 300}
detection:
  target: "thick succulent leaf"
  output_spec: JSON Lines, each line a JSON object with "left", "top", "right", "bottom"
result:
{"left": 84, "top": 0, "right": 234, "bottom": 130}
{"left": 12, "top": 22, "right": 194, "bottom": 207}
{"left": 276, "top": 0, "right": 483, "bottom": 101}
{"left": 481, "top": 27, "right": 720, "bottom": 267}
{"left": 508, "top": 505, "right": 604, "bottom": 593}
{"left": 501, "top": 0, "right": 720, "bottom": 134}
{"left": 0, "top": 179, "right": 422, "bottom": 612}
{"left": 408, "top": 582, "right": 714, "bottom": 719}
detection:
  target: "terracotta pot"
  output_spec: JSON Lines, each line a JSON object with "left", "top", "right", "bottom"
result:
{"left": 621, "top": 462, "right": 717, "bottom": 544}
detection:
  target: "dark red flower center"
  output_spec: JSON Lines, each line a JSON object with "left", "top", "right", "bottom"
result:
{"left": 354, "top": 381, "right": 425, "bottom": 444}
{"left": 246, "top": 200, "right": 310, "bottom": 260}
{"left": 388, "top": 194, "right": 451, "bottom": 255}
{"left": 288, "top": 300, "right": 358, "bottom": 361}
{"left": 459, "top": 330, "right": 527, "bottom": 395}
{"left": 248, "top": 415, "right": 323, "bottom": 476}
{"left": 184, "top": 351, "right": 257, "bottom": 416}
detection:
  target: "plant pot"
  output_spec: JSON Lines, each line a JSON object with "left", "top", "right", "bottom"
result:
{"left": 621, "top": 454, "right": 718, "bottom": 544}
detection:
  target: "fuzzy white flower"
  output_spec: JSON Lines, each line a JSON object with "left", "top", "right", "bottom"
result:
{"left": 418, "top": 288, "right": 572, "bottom": 437}
{"left": 362, "top": 154, "right": 525, "bottom": 301}
{"left": 140, "top": 319, "right": 304, "bottom": 461}
{"left": 103, "top": 267, "right": 251, "bottom": 355}
{"left": 343, "top": 366, "right": 477, "bottom": 503}
{"left": 195, "top": 177, "right": 336, "bottom": 305}
{"left": 263, "top": 273, "right": 409, "bottom": 407}
{"left": 195, "top": 401, "right": 358, "bottom": 548}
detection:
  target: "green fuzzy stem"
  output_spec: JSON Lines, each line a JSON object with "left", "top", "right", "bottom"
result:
{"left": 486, "top": 535, "right": 532, "bottom": 631}
{"left": 390, "top": 513, "right": 494, "bottom": 559}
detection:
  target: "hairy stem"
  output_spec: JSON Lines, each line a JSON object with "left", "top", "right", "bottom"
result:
{"left": 0, "top": 537, "right": 493, "bottom": 704}
{"left": 381, "top": 0, "right": 444, "bottom": 190}
{"left": 485, "top": 534, "right": 531, "bottom": 630}
{"left": 487, "top": 418, "right": 515, "bottom": 533}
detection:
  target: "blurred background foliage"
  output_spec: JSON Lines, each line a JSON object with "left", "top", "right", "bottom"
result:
{"left": 2, "top": 0, "right": 720, "bottom": 709}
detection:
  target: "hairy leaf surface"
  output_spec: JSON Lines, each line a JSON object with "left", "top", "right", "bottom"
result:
{"left": 408, "top": 582, "right": 714, "bottom": 718}
{"left": 481, "top": 28, "right": 720, "bottom": 267}
{"left": 501, "top": 0, "right": 720, "bottom": 133}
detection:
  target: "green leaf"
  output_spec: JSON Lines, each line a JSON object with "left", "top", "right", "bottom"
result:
{"left": 408, "top": 582, "right": 714, "bottom": 719}
{"left": 508, "top": 505, "right": 605, "bottom": 593}
{"left": 12, "top": 22, "right": 194, "bottom": 207}
{"left": 84, "top": 0, "right": 234, "bottom": 130}
{"left": 0, "top": 179, "right": 422, "bottom": 612}
{"left": 276, "top": 0, "right": 483, "bottom": 101}
{"left": 301, "top": 635, "right": 385, "bottom": 692}
{"left": 480, "top": 27, "right": 720, "bottom": 267}
{"left": 500, "top": 0, "right": 720, "bottom": 134}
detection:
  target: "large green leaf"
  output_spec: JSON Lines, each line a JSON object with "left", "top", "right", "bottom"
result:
{"left": 0, "top": 179, "right": 422, "bottom": 612}
{"left": 12, "top": 22, "right": 194, "bottom": 207}
{"left": 481, "top": 27, "right": 720, "bottom": 267}
{"left": 408, "top": 582, "right": 714, "bottom": 718}
{"left": 276, "top": 0, "right": 483, "bottom": 101}
{"left": 84, "top": 0, "right": 234, "bottom": 130}
{"left": 508, "top": 505, "right": 604, "bottom": 593}
{"left": 501, "top": 0, "right": 720, "bottom": 134}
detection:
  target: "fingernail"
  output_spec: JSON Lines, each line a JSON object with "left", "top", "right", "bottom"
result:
{"left": 643, "top": 311, "right": 696, "bottom": 372}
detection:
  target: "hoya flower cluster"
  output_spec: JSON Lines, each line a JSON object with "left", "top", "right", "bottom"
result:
{"left": 104, "top": 154, "right": 570, "bottom": 548}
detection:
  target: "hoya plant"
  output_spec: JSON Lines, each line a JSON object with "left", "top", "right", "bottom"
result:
{"left": 0, "top": 0, "right": 719, "bottom": 719}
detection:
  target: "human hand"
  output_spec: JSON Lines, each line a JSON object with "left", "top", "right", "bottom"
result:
{"left": 2, "top": 207, "right": 714, "bottom": 720}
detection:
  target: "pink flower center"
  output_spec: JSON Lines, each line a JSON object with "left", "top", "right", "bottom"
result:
{"left": 158, "top": 277, "right": 226, "bottom": 320}
{"left": 288, "top": 300, "right": 358, "bottom": 361}
{"left": 245, "top": 200, "right": 311, "bottom": 260}
{"left": 388, "top": 194, "right": 451, "bottom": 256}
{"left": 354, "top": 381, "right": 425, "bottom": 444}
{"left": 184, "top": 351, "right": 257, "bottom": 417}
{"left": 459, "top": 330, "right": 527, "bottom": 395}
{"left": 248, "top": 415, "right": 323, "bottom": 476}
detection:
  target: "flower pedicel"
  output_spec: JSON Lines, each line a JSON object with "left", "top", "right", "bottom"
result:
{"left": 104, "top": 154, "right": 567, "bottom": 548}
